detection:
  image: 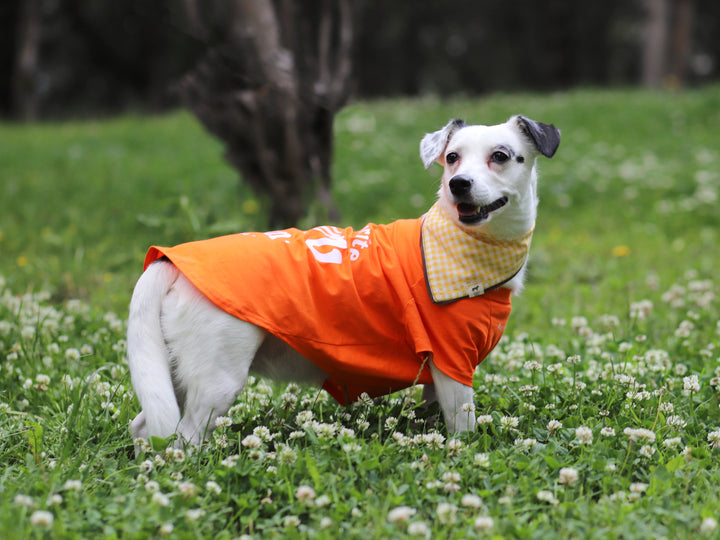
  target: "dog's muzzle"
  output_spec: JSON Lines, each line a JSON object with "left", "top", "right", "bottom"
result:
{"left": 449, "top": 175, "right": 508, "bottom": 224}
{"left": 456, "top": 197, "right": 509, "bottom": 224}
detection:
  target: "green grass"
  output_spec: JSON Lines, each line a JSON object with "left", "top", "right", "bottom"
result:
{"left": 1, "top": 86, "right": 720, "bottom": 538}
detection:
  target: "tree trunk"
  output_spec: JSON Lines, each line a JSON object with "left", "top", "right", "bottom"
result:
{"left": 641, "top": 0, "right": 669, "bottom": 88}
{"left": 669, "top": 0, "right": 694, "bottom": 86}
{"left": 180, "top": 0, "right": 353, "bottom": 229}
{"left": 13, "top": 0, "right": 42, "bottom": 121}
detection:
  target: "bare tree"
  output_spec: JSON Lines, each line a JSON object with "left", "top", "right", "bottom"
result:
{"left": 180, "top": 0, "right": 353, "bottom": 228}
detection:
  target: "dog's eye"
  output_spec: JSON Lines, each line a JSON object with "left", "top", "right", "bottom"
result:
{"left": 491, "top": 151, "right": 510, "bottom": 164}
{"left": 446, "top": 152, "right": 459, "bottom": 164}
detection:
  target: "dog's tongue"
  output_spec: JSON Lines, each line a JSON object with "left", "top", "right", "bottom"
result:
{"left": 457, "top": 203, "right": 479, "bottom": 217}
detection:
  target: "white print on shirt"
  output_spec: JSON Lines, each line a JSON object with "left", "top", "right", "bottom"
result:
{"left": 262, "top": 225, "right": 373, "bottom": 265}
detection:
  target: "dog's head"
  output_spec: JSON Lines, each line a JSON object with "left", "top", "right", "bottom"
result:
{"left": 420, "top": 116, "right": 560, "bottom": 232}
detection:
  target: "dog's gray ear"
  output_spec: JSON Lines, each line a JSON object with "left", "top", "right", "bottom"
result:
{"left": 515, "top": 115, "right": 561, "bottom": 158}
{"left": 420, "top": 118, "right": 466, "bottom": 169}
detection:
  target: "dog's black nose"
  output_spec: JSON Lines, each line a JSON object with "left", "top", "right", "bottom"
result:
{"left": 449, "top": 175, "right": 472, "bottom": 196}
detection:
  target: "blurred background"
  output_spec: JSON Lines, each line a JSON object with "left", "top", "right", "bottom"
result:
{"left": 2, "top": 0, "right": 718, "bottom": 121}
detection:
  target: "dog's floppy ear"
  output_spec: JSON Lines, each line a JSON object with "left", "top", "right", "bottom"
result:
{"left": 514, "top": 115, "right": 561, "bottom": 158}
{"left": 420, "top": 118, "right": 466, "bottom": 169}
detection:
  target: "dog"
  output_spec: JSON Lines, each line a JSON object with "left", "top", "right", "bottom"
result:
{"left": 127, "top": 115, "right": 560, "bottom": 448}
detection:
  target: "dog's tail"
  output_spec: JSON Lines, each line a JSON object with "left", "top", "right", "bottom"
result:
{"left": 127, "top": 260, "right": 181, "bottom": 441}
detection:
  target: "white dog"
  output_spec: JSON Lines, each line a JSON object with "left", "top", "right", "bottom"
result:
{"left": 128, "top": 115, "right": 560, "bottom": 448}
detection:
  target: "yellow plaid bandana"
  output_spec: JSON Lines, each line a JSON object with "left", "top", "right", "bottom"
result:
{"left": 421, "top": 202, "right": 533, "bottom": 303}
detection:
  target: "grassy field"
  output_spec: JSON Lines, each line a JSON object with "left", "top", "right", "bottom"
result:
{"left": 1, "top": 86, "right": 719, "bottom": 538}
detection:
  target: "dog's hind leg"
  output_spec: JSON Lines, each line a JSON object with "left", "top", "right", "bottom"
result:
{"left": 160, "top": 273, "right": 266, "bottom": 446}
{"left": 128, "top": 261, "right": 184, "bottom": 444}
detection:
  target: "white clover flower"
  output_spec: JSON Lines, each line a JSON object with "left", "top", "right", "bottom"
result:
{"left": 152, "top": 492, "right": 170, "bottom": 506}
{"left": 295, "top": 410, "right": 314, "bottom": 425}
{"left": 629, "top": 482, "right": 649, "bottom": 493}
{"left": 342, "top": 442, "right": 362, "bottom": 453}
{"left": 499, "top": 416, "right": 519, "bottom": 431}
{"left": 283, "top": 515, "right": 301, "bottom": 528}
{"left": 385, "top": 416, "right": 398, "bottom": 430}
{"left": 186, "top": 508, "right": 206, "bottom": 522}
{"left": 310, "top": 421, "right": 337, "bottom": 439}
{"left": 683, "top": 374, "right": 700, "bottom": 393}
{"left": 514, "top": 437, "right": 538, "bottom": 450}
{"left": 659, "top": 402, "right": 675, "bottom": 414}
{"left": 436, "top": 502, "right": 457, "bottom": 524}
{"left": 707, "top": 429, "right": 720, "bottom": 448}
{"left": 663, "top": 437, "right": 683, "bottom": 449}
{"left": 408, "top": 520, "right": 430, "bottom": 537}
{"left": 537, "top": 490, "right": 559, "bottom": 505}
{"left": 600, "top": 427, "right": 616, "bottom": 437}
{"left": 700, "top": 517, "right": 718, "bottom": 535}
{"left": 277, "top": 444, "right": 298, "bottom": 465}
{"left": 441, "top": 471, "right": 460, "bottom": 483}
{"left": 523, "top": 360, "right": 542, "bottom": 372}
{"left": 447, "top": 438, "right": 463, "bottom": 452}
{"left": 241, "top": 434, "right": 262, "bottom": 448}
{"left": 170, "top": 448, "right": 185, "bottom": 463}
{"left": 220, "top": 454, "right": 240, "bottom": 468}
{"left": 14, "top": 494, "right": 35, "bottom": 507}
{"left": 145, "top": 481, "right": 160, "bottom": 493}
{"left": 387, "top": 505, "right": 416, "bottom": 523}
{"left": 63, "top": 479, "right": 82, "bottom": 492}
{"left": 214, "top": 416, "right": 232, "bottom": 428}
{"left": 575, "top": 426, "right": 593, "bottom": 445}
{"left": 630, "top": 300, "right": 653, "bottom": 320}
{"left": 315, "top": 494, "right": 331, "bottom": 508}
{"left": 461, "top": 494, "right": 483, "bottom": 508}
{"left": 34, "top": 374, "right": 50, "bottom": 391}
{"left": 295, "top": 485, "right": 316, "bottom": 504}
{"left": 639, "top": 445, "right": 656, "bottom": 458}
{"left": 558, "top": 467, "right": 579, "bottom": 485}
{"left": 666, "top": 415, "right": 687, "bottom": 429}
{"left": 624, "top": 427, "right": 656, "bottom": 443}
{"left": 177, "top": 482, "right": 198, "bottom": 498}
{"left": 571, "top": 316, "right": 588, "bottom": 331}
{"left": 420, "top": 432, "right": 445, "bottom": 449}
{"left": 29, "top": 510, "right": 54, "bottom": 528}
{"left": 392, "top": 432, "right": 410, "bottom": 446}
{"left": 461, "top": 402, "right": 476, "bottom": 413}
{"left": 339, "top": 427, "right": 356, "bottom": 439}
{"left": 473, "top": 453, "right": 490, "bottom": 468}
{"left": 474, "top": 516, "right": 495, "bottom": 531}
{"left": 253, "top": 425, "right": 273, "bottom": 441}
{"left": 47, "top": 494, "right": 63, "bottom": 506}
{"left": 476, "top": 415, "right": 493, "bottom": 426}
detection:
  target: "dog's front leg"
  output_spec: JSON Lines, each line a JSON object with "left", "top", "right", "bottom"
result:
{"left": 428, "top": 360, "right": 476, "bottom": 433}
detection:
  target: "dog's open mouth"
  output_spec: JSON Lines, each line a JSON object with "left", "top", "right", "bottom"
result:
{"left": 457, "top": 196, "right": 509, "bottom": 224}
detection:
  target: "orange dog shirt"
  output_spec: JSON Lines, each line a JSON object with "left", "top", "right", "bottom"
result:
{"left": 144, "top": 205, "right": 517, "bottom": 405}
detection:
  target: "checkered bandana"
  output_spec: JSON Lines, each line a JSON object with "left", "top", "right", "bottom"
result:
{"left": 421, "top": 202, "right": 533, "bottom": 303}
